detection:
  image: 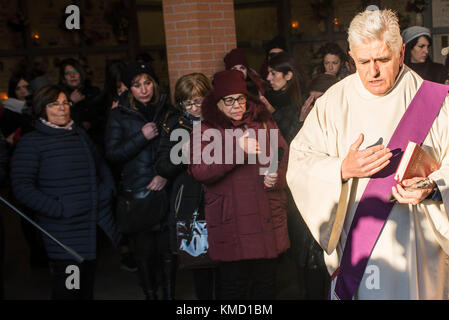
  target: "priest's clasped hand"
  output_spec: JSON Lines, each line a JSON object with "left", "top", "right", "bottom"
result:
{"left": 391, "top": 177, "right": 436, "bottom": 205}
{"left": 341, "top": 133, "right": 393, "bottom": 180}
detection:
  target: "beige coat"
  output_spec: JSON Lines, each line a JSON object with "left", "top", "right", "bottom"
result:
{"left": 287, "top": 65, "right": 449, "bottom": 299}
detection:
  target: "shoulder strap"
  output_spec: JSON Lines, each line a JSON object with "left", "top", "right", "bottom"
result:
{"left": 333, "top": 80, "right": 449, "bottom": 300}
{"left": 152, "top": 92, "right": 168, "bottom": 123}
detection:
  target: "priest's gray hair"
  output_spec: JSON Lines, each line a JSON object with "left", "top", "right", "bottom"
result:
{"left": 348, "top": 9, "right": 402, "bottom": 55}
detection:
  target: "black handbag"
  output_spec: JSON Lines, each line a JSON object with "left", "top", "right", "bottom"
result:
{"left": 116, "top": 186, "right": 168, "bottom": 234}
{"left": 175, "top": 184, "right": 216, "bottom": 269}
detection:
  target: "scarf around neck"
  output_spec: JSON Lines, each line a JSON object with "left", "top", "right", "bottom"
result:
{"left": 40, "top": 118, "right": 74, "bottom": 130}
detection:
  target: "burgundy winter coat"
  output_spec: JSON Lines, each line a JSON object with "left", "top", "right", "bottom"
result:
{"left": 188, "top": 94, "right": 290, "bottom": 262}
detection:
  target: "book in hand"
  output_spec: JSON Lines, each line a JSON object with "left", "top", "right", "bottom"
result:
{"left": 393, "top": 141, "right": 440, "bottom": 184}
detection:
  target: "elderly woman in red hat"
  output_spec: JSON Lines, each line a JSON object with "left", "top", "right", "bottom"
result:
{"left": 223, "top": 48, "right": 268, "bottom": 96}
{"left": 188, "top": 70, "right": 290, "bottom": 300}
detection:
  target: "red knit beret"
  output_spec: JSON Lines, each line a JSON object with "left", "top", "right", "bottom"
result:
{"left": 212, "top": 70, "right": 250, "bottom": 102}
{"left": 223, "top": 48, "right": 248, "bottom": 70}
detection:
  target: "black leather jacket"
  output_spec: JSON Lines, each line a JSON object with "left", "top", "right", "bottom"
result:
{"left": 104, "top": 91, "right": 171, "bottom": 191}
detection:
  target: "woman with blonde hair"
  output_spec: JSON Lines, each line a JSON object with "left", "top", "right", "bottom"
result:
{"left": 105, "top": 61, "right": 174, "bottom": 299}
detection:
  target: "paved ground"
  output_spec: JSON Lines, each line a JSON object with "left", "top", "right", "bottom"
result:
{"left": 1, "top": 190, "right": 302, "bottom": 300}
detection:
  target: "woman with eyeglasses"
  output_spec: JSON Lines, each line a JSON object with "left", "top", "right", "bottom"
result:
{"left": 188, "top": 70, "right": 290, "bottom": 299}
{"left": 105, "top": 61, "right": 174, "bottom": 300}
{"left": 59, "top": 58, "right": 101, "bottom": 134}
{"left": 402, "top": 26, "right": 448, "bottom": 84}
{"left": 10, "top": 85, "right": 121, "bottom": 299}
{"left": 155, "top": 72, "right": 220, "bottom": 299}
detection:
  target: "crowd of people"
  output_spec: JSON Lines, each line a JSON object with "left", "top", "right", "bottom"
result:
{"left": 1, "top": 6, "right": 449, "bottom": 301}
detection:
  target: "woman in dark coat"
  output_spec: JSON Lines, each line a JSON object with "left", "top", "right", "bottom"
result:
{"left": 155, "top": 72, "right": 218, "bottom": 299}
{"left": 10, "top": 85, "right": 120, "bottom": 300}
{"left": 402, "top": 26, "right": 448, "bottom": 84}
{"left": 188, "top": 70, "right": 290, "bottom": 300}
{"left": 0, "top": 73, "right": 33, "bottom": 143}
{"left": 104, "top": 61, "right": 174, "bottom": 300}
{"left": 59, "top": 58, "right": 102, "bottom": 136}
{"left": 262, "top": 52, "right": 331, "bottom": 299}
{"left": 1, "top": 73, "right": 46, "bottom": 268}
{"left": 260, "top": 52, "right": 303, "bottom": 143}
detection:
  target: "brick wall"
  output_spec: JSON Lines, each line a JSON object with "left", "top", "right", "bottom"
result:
{"left": 162, "top": 0, "right": 237, "bottom": 101}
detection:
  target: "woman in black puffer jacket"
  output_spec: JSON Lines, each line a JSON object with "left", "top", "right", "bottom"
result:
{"left": 104, "top": 62, "right": 174, "bottom": 300}
{"left": 11, "top": 85, "right": 120, "bottom": 300}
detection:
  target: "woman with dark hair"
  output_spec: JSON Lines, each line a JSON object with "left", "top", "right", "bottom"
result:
{"left": 103, "top": 59, "right": 128, "bottom": 110}
{"left": 259, "top": 35, "right": 288, "bottom": 80}
{"left": 100, "top": 59, "right": 137, "bottom": 272}
{"left": 0, "top": 73, "right": 44, "bottom": 269}
{"left": 0, "top": 73, "right": 33, "bottom": 141}
{"left": 10, "top": 85, "right": 120, "bottom": 299}
{"left": 223, "top": 48, "right": 268, "bottom": 96}
{"left": 188, "top": 70, "right": 290, "bottom": 300}
{"left": 260, "top": 52, "right": 303, "bottom": 144}
{"left": 402, "top": 26, "right": 447, "bottom": 84}
{"left": 105, "top": 61, "right": 174, "bottom": 300}
{"left": 59, "top": 58, "right": 101, "bottom": 133}
{"left": 262, "top": 52, "right": 330, "bottom": 299}
{"left": 155, "top": 72, "right": 219, "bottom": 299}
{"left": 316, "top": 42, "right": 347, "bottom": 79}
{"left": 7, "top": 73, "right": 31, "bottom": 101}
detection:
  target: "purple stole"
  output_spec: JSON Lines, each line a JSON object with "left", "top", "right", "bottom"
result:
{"left": 333, "top": 80, "right": 449, "bottom": 300}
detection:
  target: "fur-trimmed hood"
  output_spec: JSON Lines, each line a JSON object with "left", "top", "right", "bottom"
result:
{"left": 201, "top": 92, "right": 272, "bottom": 129}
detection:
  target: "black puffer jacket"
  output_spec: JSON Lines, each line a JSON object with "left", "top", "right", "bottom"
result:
{"left": 11, "top": 121, "right": 120, "bottom": 260}
{"left": 104, "top": 91, "right": 172, "bottom": 190}
{"left": 264, "top": 89, "right": 302, "bottom": 144}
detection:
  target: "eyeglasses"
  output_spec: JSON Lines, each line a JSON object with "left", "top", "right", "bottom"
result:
{"left": 64, "top": 70, "right": 79, "bottom": 76}
{"left": 180, "top": 98, "right": 203, "bottom": 110}
{"left": 46, "top": 101, "right": 72, "bottom": 108}
{"left": 221, "top": 95, "right": 247, "bottom": 107}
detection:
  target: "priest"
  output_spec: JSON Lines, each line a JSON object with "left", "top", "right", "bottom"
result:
{"left": 287, "top": 8, "right": 449, "bottom": 300}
